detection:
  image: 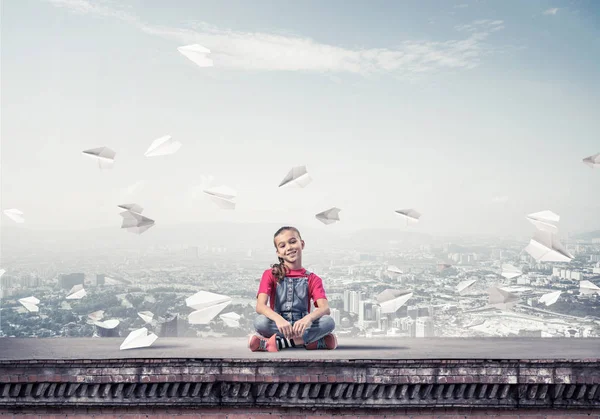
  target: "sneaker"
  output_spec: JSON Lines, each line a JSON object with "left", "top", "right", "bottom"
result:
{"left": 248, "top": 334, "right": 279, "bottom": 352}
{"left": 305, "top": 333, "right": 338, "bottom": 350}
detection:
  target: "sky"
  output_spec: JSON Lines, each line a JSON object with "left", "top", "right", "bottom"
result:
{"left": 1, "top": 0, "right": 599, "bottom": 238}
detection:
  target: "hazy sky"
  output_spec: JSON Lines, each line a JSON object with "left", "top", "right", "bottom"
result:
{"left": 1, "top": 0, "right": 599, "bottom": 237}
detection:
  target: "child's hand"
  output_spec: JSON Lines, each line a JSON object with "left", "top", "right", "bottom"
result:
{"left": 275, "top": 319, "right": 293, "bottom": 339}
{"left": 292, "top": 317, "right": 313, "bottom": 338}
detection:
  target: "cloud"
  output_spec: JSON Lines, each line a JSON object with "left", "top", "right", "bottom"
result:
{"left": 46, "top": 0, "right": 505, "bottom": 76}
{"left": 543, "top": 8, "right": 559, "bottom": 15}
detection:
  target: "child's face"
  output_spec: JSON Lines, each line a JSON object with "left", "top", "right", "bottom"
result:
{"left": 274, "top": 230, "right": 304, "bottom": 264}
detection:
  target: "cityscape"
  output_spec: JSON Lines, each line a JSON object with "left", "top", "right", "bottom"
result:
{"left": 1, "top": 223, "right": 599, "bottom": 344}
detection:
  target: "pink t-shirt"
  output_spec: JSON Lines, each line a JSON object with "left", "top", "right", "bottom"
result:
{"left": 256, "top": 268, "right": 327, "bottom": 313}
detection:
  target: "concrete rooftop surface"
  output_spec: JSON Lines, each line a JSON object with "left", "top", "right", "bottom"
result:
{"left": 1, "top": 337, "right": 599, "bottom": 360}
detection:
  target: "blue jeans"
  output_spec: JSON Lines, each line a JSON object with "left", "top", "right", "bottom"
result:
{"left": 253, "top": 314, "right": 335, "bottom": 345}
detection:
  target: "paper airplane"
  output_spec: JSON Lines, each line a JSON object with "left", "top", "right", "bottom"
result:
{"left": 387, "top": 265, "right": 403, "bottom": 274}
{"left": 582, "top": 152, "right": 600, "bottom": 168}
{"left": 66, "top": 284, "right": 87, "bottom": 300}
{"left": 501, "top": 264, "right": 522, "bottom": 280}
{"left": 117, "top": 203, "right": 144, "bottom": 214}
{"left": 395, "top": 209, "right": 421, "bottom": 224}
{"left": 315, "top": 207, "right": 341, "bottom": 225}
{"left": 539, "top": 291, "right": 562, "bottom": 306}
{"left": 376, "top": 289, "right": 413, "bottom": 314}
{"left": 88, "top": 310, "right": 105, "bottom": 322}
{"left": 219, "top": 312, "right": 241, "bottom": 328}
{"left": 82, "top": 147, "right": 116, "bottom": 169}
{"left": 144, "top": 135, "right": 182, "bottom": 157}
{"left": 456, "top": 279, "right": 476, "bottom": 295}
{"left": 524, "top": 230, "right": 573, "bottom": 262}
{"left": 178, "top": 44, "right": 214, "bottom": 68}
{"left": 3, "top": 209, "right": 25, "bottom": 223}
{"left": 120, "top": 211, "right": 155, "bottom": 234}
{"left": 278, "top": 166, "right": 312, "bottom": 188}
{"left": 203, "top": 185, "right": 237, "bottom": 210}
{"left": 120, "top": 327, "right": 158, "bottom": 350}
{"left": 487, "top": 287, "right": 519, "bottom": 310}
{"left": 0, "top": 269, "right": 5, "bottom": 278}
{"left": 186, "top": 290, "right": 232, "bottom": 324}
{"left": 579, "top": 280, "right": 600, "bottom": 296}
{"left": 526, "top": 210, "right": 560, "bottom": 234}
{"left": 138, "top": 311, "right": 154, "bottom": 324}
{"left": 94, "top": 319, "right": 120, "bottom": 329}
{"left": 18, "top": 296, "right": 40, "bottom": 313}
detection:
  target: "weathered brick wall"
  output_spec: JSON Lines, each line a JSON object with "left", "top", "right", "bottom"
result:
{"left": 1, "top": 406, "right": 600, "bottom": 417}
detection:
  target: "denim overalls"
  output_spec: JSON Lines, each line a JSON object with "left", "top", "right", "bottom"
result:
{"left": 254, "top": 270, "right": 335, "bottom": 344}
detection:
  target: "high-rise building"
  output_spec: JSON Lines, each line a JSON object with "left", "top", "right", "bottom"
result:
{"left": 343, "top": 290, "right": 351, "bottom": 312}
{"left": 58, "top": 273, "right": 84, "bottom": 290}
{"left": 407, "top": 306, "right": 418, "bottom": 320}
{"left": 96, "top": 274, "right": 106, "bottom": 286}
{"left": 330, "top": 308, "right": 341, "bottom": 325}
{"left": 416, "top": 317, "right": 434, "bottom": 338}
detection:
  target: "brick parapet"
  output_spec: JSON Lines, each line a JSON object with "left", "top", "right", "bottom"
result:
{"left": 0, "top": 358, "right": 599, "bottom": 410}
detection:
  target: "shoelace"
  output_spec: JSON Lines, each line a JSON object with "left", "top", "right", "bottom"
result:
{"left": 316, "top": 337, "right": 327, "bottom": 349}
{"left": 259, "top": 338, "right": 267, "bottom": 350}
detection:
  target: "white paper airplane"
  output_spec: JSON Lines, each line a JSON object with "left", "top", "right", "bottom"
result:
{"left": 526, "top": 210, "right": 560, "bottom": 234}
{"left": 278, "top": 166, "right": 312, "bottom": 188}
{"left": 395, "top": 209, "right": 421, "bottom": 224}
{"left": 178, "top": 44, "right": 214, "bottom": 68}
{"left": 315, "top": 207, "right": 341, "bottom": 225}
{"left": 524, "top": 230, "right": 573, "bottom": 262}
{"left": 120, "top": 327, "right": 158, "bottom": 350}
{"left": 456, "top": 279, "right": 476, "bottom": 295}
{"left": 501, "top": 264, "right": 522, "bottom": 280}
{"left": 539, "top": 290, "right": 562, "bottom": 306}
{"left": 219, "top": 312, "right": 241, "bottom": 328}
{"left": 579, "top": 280, "right": 600, "bottom": 296}
{"left": 387, "top": 265, "right": 403, "bottom": 274}
{"left": 66, "top": 284, "right": 87, "bottom": 300}
{"left": 487, "top": 287, "right": 519, "bottom": 309}
{"left": 203, "top": 185, "right": 237, "bottom": 210}
{"left": 117, "top": 204, "right": 144, "bottom": 214}
{"left": 3, "top": 209, "right": 25, "bottom": 223}
{"left": 144, "top": 135, "right": 182, "bottom": 157}
{"left": 0, "top": 269, "right": 5, "bottom": 278}
{"left": 138, "top": 311, "right": 154, "bottom": 324}
{"left": 88, "top": 310, "right": 105, "bottom": 322}
{"left": 94, "top": 319, "right": 120, "bottom": 330}
{"left": 82, "top": 147, "right": 116, "bottom": 169}
{"left": 186, "top": 290, "right": 232, "bottom": 324}
{"left": 376, "top": 289, "right": 413, "bottom": 314}
{"left": 18, "top": 296, "right": 40, "bottom": 313}
{"left": 120, "top": 211, "right": 155, "bottom": 234}
{"left": 582, "top": 152, "right": 600, "bottom": 169}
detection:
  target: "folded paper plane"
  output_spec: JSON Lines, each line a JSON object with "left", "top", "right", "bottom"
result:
{"left": 117, "top": 204, "right": 144, "bottom": 214}
{"left": 219, "top": 312, "right": 241, "bottom": 328}
{"left": 487, "top": 287, "right": 519, "bottom": 310}
{"left": 376, "top": 289, "right": 413, "bottom": 314}
{"left": 120, "top": 327, "right": 158, "bottom": 350}
{"left": 395, "top": 209, "right": 421, "bottom": 224}
{"left": 315, "top": 207, "right": 341, "bottom": 225}
{"left": 524, "top": 230, "right": 573, "bottom": 262}
{"left": 456, "top": 279, "right": 476, "bottom": 295}
{"left": 138, "top": 311, "right": 154, "bottom": 324}
{"left": 278, "top": 166, "right": 312, "bottom": 188}
{"left": 120, "top": 211, "right": 155, "bottom": 234}
{"left": 526, "top": 210, "right": 560, "bottom": 234}
{"left": 203, "top": 185, "right": 237, "bottom": 210}
{"left": 18, "top": 296, "right": 40, "bottom": 313}
{"left": 501, "top": 264, "right": 522, "bottom": 280}
{"left": 3, "top": 209, "right": 25, "bottom": 223}
{"left": 539, "top": 290, "right": 561, "bottom": 306}
{"left": 582, "top": 152, "right": 600, "bottom": 168}
{"left": 144, "top": 135, "right": 182, "bottom": 157}
{"left": 66, "top": 284, "right": 87, "bottom": 300}
{"left": 82, "top": 147, "right": 116, "bottom": 169}
{"left": 178, "top": 44, "right": 214, "bottom": 68}
{"left": 186, "top": 291, "right": 232, "bottom": 324}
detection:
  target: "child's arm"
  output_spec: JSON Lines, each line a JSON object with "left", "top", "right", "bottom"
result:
{"left": 256, "top": 293, "right": 294, "bottom": 339}
{"left": 307, "top": 298, "right": 331, "bottom": 322}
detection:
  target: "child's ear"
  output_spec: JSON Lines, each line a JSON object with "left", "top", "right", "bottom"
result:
{"left": 301, "top": 240, "right": 305, "bottom": 249}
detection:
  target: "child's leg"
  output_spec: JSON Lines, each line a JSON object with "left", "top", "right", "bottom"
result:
{"left": 302, "top": 315, "right": 336, "bottom": 345}
{"left": 253, "top": 315, "right": 282, "bottom": 338}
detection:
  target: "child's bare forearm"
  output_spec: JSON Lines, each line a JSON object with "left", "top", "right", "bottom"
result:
{"left": 257, "top": 305, "right": 285, "bottom": 322}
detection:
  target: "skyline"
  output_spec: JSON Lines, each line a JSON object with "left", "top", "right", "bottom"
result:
{"left": 1, "top": 0, "right": 599, "bottom": 238}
